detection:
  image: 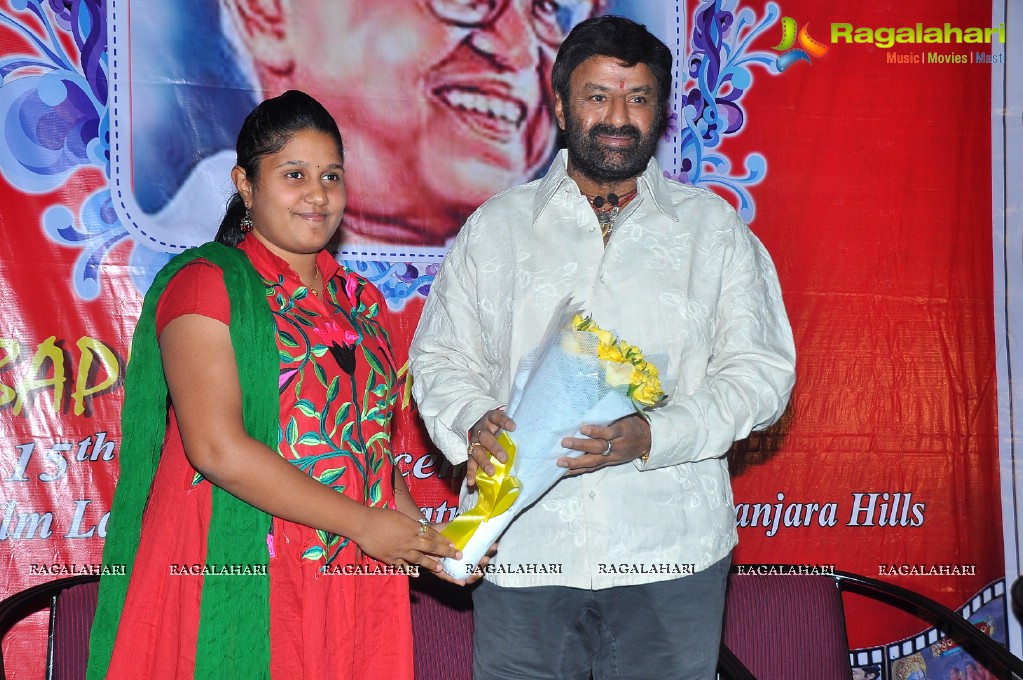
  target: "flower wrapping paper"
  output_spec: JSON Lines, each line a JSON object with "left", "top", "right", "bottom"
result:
{"left": 441, "top": 297, "right": 667, "bottom": 579}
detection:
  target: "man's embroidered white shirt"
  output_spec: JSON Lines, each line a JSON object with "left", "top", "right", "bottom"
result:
{"left": 410, "top": 151, "right": 796, "bottom": 588}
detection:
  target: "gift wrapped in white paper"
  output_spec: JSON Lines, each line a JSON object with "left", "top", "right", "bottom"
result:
{"left": 440, "top": 298, "right": 666, "bottom": 580}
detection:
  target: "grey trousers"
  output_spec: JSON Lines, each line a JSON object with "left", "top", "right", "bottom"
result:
{"left": 471, "top": 554, "right": 731, "bottom": 680}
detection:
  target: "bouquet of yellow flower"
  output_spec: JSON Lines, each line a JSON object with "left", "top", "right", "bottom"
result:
{"left": 568, "top": 312, "right": 665, "bottom": 408}
{"left": 441, "top": 297, "right": 667, "bottom": 578}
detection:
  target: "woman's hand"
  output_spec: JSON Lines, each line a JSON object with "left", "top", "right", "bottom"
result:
{"left": 424, "top": 522, "right": 499, "bottom": 586}
{"left": 353, "top": 508, "right": 461, "bottom": 575}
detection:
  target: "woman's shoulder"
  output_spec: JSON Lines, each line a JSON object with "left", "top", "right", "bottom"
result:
{"left": 156, "top": 259, "right": 230, "bottom": 334}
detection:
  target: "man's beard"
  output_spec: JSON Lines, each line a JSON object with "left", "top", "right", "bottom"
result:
{"left": 563, "top": 106, "right": 660, "bottom": 184}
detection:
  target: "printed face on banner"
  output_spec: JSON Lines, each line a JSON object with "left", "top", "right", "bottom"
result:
{"left": 245, "top": 0, "right": 570, "bottom": 249}
{"left": 107, "top": 0, "right": 598, "bottom": 257}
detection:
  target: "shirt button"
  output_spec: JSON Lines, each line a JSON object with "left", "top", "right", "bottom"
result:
{"left": 588, "top": 490, "right": 596, "bottom": 499}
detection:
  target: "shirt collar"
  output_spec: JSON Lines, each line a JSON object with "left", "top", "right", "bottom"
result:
{"left": 532, "top": 150, "right": 678, "bottom": 225}
{"left": 238, "top": 234, "right": 341, "bottom": 284}
{"left": 532, "top": 151, "right": 571, "bottom": 225}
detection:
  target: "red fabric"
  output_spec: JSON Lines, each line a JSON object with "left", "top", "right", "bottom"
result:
{"left": 154, "top": 259, "right": 229, "bottom": 335}
{"left": 727, "top": 1, "right": 999, "bottom": 647}
{"left": 105, "top": 236, "right": 413, "bottom": 679}
{"left": 722, "top": 573, "right": 851, "bottom": 680}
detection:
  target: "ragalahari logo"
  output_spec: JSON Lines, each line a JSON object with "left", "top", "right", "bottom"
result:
{"left": 772, "top": 16, "right": 829, "bottom": 71}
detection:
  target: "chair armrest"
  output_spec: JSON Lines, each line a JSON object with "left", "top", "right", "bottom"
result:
{"left": 717, "top": 642, "right": 758, "bottom": 680}
{"left": 0, "top": 575, "right": 101, "bottom": 680}
{"left": 833, "top": 569, "right": 1023, "bottom": 678}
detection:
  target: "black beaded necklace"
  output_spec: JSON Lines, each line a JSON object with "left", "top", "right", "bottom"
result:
{"left": 584, "top": 188, "right": 638, "bottom": 244}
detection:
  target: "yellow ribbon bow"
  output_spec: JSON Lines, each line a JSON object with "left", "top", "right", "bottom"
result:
{"left": 441, "top": 432, "right": 523, "bottom": 549}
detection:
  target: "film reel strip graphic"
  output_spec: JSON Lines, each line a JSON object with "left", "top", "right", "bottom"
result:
{"left": 849, "top": 578, "right": 1007, "bottom": 679}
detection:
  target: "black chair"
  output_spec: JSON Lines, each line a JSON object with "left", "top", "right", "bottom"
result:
{"left": 0, "top": 574, "right": 100, "bottom": 680}
{"left": 719, "top": 565, "right": 1023, "bottom": 680}
{"left": 1010, "top": 575, "right": 1023, "bottom": 623}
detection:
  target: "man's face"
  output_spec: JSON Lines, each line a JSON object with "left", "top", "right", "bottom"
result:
{"left": 249, "top": 0, "right": 597, "bottom": 245}
{"left": 555, "top": 55, "right": 661, "bottom": 185}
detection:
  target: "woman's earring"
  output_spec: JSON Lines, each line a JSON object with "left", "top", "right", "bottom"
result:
{"left": 240, "top": 207, "right": 254, "bottom": 232}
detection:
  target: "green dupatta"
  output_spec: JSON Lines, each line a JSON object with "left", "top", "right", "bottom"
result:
{"left": 87, "top": 243, "right": 278, "bottom": 679}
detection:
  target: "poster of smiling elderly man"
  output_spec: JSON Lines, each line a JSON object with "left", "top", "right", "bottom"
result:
{"left": 109, "top": 0, "right": 625, "bottom": 261}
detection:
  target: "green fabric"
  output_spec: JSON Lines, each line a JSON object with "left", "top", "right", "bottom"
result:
{"left": 87, "top": 243, "right": 279, "bottom": 680}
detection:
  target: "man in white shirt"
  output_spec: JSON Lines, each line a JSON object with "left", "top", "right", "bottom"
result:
{"left": 410, "top": 15, "right": 795, "bottom": 679}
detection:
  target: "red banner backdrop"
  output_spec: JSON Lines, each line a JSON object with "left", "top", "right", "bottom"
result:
{"left": 0, "top": 0, "right": 1012, "bottom": 678}
{"left": 726, "top": 0, "right": 1001, "bottom": 651}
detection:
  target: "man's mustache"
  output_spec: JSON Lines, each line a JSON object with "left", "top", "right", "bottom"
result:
{"left": 588, "top": 124, "right": 641, "bottom": 141}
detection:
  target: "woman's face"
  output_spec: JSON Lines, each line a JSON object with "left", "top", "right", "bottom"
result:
{"left": 235, "top": 128, "right": 346, "bottom": 263}
{"left": 245, "top": 0, "right": 594, "bottom": 245}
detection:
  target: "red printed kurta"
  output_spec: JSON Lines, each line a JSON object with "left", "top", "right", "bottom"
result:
{"left": 105, "top": 235, "right": 412, "bottom": 679}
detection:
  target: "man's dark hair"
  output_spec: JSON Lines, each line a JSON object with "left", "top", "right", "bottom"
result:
{"left": 216, "top": 90, "right": 344, "bottom": 246}
{"left": 552, "top": 15, "right": 673, "bottom": 109}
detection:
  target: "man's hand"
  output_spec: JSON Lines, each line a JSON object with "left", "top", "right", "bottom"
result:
{"left": 556, "top": 414, "right": 651, "bottom": 476}
{"left": 465, "top": 409, "right": 516, "bottom": 485}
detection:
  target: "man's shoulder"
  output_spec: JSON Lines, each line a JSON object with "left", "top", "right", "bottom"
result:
{"left": 474, "top": 176, "right": 545, "bottom": 215}
{"left": 459, "top": 177, "right": 546, "bottom": 240}
{"left": 653, "top": 173, "right": 739, "bottom": 224}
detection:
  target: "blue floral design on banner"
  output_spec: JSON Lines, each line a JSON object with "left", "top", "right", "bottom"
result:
{"left": 0, "top": 0, "right": 129, "bottom": 299}
{"left": 669, "top": 0, "right": 780, "bottom": 222}
{"left": 0, "top": 0, "right": 105, "bottom": 183}
{"left": 341, "top": 260, "right": 441, "bottom": 310}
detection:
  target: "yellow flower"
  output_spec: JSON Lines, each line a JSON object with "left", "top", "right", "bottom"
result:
{"left": 569, "top": 312, "right": 666, "bottom": 407}
{"left": 631, "top": 379, "right": 664, "bottom": 406}
{"left": 597, "top": 342, "right": 626, "bottom": 363}
{"left": 624, "top": 344, "right": 644, "bottom": 362}
{"left": 594, "top": 327, "right": 616, "bottom": 348}
{"left": 627, "top": 363, "right": 665, "bottom": 406}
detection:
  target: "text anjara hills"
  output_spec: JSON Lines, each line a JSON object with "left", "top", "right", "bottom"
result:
{"left": 735, "top": 492, "right": 925, "bottom": 538}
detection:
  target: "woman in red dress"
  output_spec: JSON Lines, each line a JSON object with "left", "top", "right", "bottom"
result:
{"left": 87, "top": 90, "right": 465, "bottom": 679}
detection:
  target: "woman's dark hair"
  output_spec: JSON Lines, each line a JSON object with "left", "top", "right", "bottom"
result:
{"left": 215, "top": 90, "right": 344, "bottom": 246}
{"left": 551, "top": 15, "right": 672, "bottom": 115}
